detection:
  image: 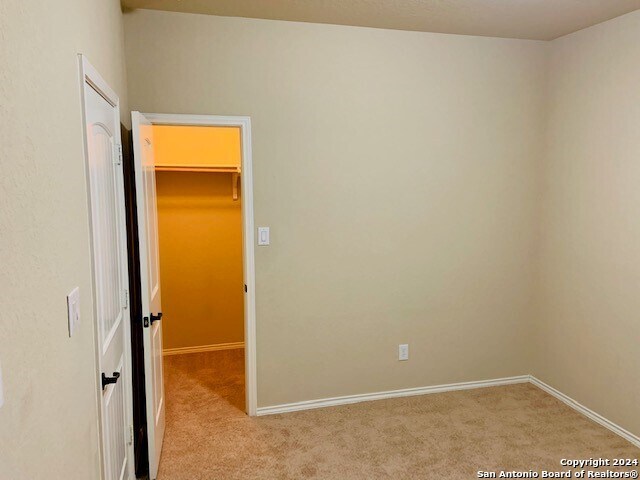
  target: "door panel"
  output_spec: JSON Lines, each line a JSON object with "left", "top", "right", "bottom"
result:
{"left": 132, "top": 112, "right": 165, "bottom": 480}
{"left": 104, "top": 359, "right": 127, "bottom": 480}
{"left": 84, "top": 83, "right": 131, "bottom": 480}
{"left": 152, "top": 320, "right": 163, "bottom": 425}
{"left": 90, "top": 123, "right": 123, "bottom": 346}
{"left": 143, "top": 136, "right": 161, "bottom": 305}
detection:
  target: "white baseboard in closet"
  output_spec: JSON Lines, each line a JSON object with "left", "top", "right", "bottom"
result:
{"left": 163, "top": 342, "right": 244, "bottom": 356}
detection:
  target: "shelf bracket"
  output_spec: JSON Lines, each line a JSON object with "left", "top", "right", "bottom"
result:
{"left": 232, "top": 172, "right": 240, "bottom": 201}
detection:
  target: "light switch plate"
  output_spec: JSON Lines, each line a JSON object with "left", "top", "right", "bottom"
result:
{"left": 258, "top": 227, "right": 270, "bottom": 246}
{"left": 399, "top": 344, "right": 409, "bottom": 361}
{"left": 67, "top": 287, "right": 80, "bottom": 337}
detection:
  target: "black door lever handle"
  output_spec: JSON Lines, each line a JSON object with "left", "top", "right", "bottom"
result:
{"left": 150, "top": 312, "right": 163, "bottom": 325}
{"left": 102, "top": 371, "right": 121, "bottom": 390}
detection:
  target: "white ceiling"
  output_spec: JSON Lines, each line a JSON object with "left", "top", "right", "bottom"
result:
{"left": 121, "top": 0, "right": 640, "bottom": 40}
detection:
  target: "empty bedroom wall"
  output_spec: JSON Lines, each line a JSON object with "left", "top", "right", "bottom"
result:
{"left": 536, "top": 10, "right": 640, "bottom": 437}
{"left": 0, "top": 0, "right": 129, "bottom": 478}
{"left": 124, "top": 10, "right": 547, "bottom": 407}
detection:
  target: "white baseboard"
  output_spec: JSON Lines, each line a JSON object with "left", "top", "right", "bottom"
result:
{"left": 256, "top": 375, "right": 530, "bottom": 416}
{"left": 529, "top": 375, "right": 640, "bottom": 448}
{"left": 163, "top": 342, "right": 244, "bottom": 356}
{"left": 256, "top": 374, "right": 640, "bottom": 449}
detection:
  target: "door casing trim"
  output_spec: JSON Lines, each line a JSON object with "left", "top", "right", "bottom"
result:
{"left": 141, "top": 112, "right": 258, "bottom": 416}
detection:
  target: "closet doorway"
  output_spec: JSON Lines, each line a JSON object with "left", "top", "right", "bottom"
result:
{"left": 155, "top": 125, "right": 245, "bottom": 359}
{"left": 131, "top": 113, "right": 256, "bottom": 479}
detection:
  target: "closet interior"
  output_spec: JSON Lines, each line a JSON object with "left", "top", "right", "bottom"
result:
{"left": 153, "top": 125, "right": 245, "bottom": 409}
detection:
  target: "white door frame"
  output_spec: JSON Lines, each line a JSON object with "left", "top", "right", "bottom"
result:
{"left": 78, "top": 55, "right": 135, "bottom": 479}
{"left": 143, "top": 113, "right": 257, "bottom": 416}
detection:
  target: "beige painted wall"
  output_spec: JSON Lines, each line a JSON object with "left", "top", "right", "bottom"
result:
{"left": 535, "top": 10, "right": 640, "bottom": 437}
{"left": 124, "top": 10, "right": 547, "bottom": 408}
{"left": 157, "top": 171, "right": 244, "bottom": 350}
{"left": 2, "top": 3, "right": 638, "bottom": 476}
{"left": 0, "top": 1, "right": 129, "bottom": 478}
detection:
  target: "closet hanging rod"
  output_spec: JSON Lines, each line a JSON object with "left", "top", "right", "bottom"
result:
{"left": 154, "top": 165, "right": 241, "bottom": 174}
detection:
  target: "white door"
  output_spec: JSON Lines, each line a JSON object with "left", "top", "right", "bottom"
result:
{"left": 82, "top": 64, "right": 132, "bottom": 480}
{"left": 131, "top": 111, "right": 165, "bottom": 479}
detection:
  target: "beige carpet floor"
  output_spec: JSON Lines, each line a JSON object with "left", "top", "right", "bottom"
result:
{"left": 158, "top": 350, "right": 638, "bottom": 479}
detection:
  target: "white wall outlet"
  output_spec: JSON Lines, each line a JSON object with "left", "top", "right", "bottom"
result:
{"left": 258, "top": 227, "right": 270, "bottom": 246}
{"left": 67, "top": 287, "right": 80, "bottom": 337}
{"left": 399, "top": 344, "right": 409, "bottom": 361}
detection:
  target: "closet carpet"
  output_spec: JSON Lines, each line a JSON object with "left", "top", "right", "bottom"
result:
{"left": 158, "top": 350, "right": 639, "bottom": 479}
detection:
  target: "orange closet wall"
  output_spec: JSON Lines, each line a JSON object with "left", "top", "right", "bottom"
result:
{"left": 153, "top": 125, "right": 241, "bottom": 169}
{"left": 154, "top": 126, "right": 244, "bottom": 351}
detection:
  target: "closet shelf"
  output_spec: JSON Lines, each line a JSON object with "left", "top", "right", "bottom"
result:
{"left": 155, "top": 164, "right": 241, "bottom": 201}
{"left": 155, "top": 165, "right": 241, "bottom": 174}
